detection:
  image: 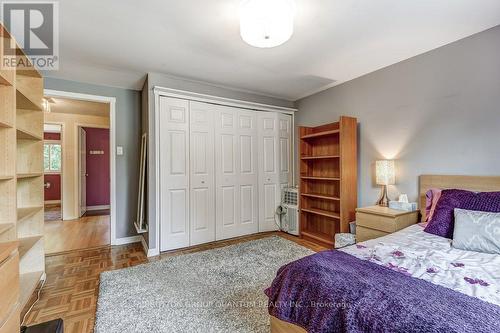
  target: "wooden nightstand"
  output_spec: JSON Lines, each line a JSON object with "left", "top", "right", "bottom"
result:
{"left": 355, "top": 206, "right": 419, "bottom": 242}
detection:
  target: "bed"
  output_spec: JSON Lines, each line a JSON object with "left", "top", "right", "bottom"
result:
{"left": 267, "top": 175, "right": 500, "bottom": 333}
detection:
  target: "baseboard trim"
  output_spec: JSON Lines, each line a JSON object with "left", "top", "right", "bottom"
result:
{"left": 113, "top": 235, "right": 142, "bottom": 246}
{"left": 44, "top": 200, "right": 61, "bottom": 205}
{"left": 141, "top": 236, "right": 159, "bottom": 257}
{"left": 86, "top": 205, "right": 110, "bottom": 211}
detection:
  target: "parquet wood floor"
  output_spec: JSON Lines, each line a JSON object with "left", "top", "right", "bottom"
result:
{"left": 24, "top": 232, "right": 326, "bottom": 333}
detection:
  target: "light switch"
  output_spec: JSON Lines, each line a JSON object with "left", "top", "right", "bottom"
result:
{"left": 116, "top": 146, "right": 124, "bottom": 155}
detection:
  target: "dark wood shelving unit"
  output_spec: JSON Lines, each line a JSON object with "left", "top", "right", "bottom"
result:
{"left": 299, "top": 117, "right": 357, "bottom": 248}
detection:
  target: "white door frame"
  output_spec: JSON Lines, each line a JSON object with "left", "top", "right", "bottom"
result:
{"left": 153, "top": 86, "right": 297, "bottom": 254}
{"left": 44, "top": 89, "right": 118, "bottom": 245}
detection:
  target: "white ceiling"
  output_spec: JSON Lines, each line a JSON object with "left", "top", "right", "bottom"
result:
{"left": 48, "top": 97, "right": 109, "bottom": 118}
{"left": 43, "top": 0, "right": 500, "bottom": 101}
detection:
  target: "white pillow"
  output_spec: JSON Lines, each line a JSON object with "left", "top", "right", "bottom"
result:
{"left": 453, "top": 209, "right": 500, "bottom": 254}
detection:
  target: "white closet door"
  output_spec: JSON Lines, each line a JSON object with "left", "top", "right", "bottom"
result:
{"left": 159, "top": 97, "right": 190, "bottom": 251}
{"left": 278, "top": 113, "right": 292, "bottom": 188}
{"left": 258, "top": 112, "right": 280, "bottom": 232}
{"left": 189, "top": 101, "right": 215, "bottom": 246}
{"left": 237, "top": 110, "right": 259, "bottom": 236}
{"left": 215, "top": 106, "right": 259, "bottom": 240}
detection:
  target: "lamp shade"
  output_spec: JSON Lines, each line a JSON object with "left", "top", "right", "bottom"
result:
{"left": 239, "top": 0, "right": 295, "bottom": 48}
{"left": 376, "top": 160, "right": 396, "bottom": 185}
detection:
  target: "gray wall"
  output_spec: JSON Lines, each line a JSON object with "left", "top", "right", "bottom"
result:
{"left": 143, "top": 72, "right": 294, "bottom": 251}
{"left": 44, "top": 77, "right": 141, "bottom": 239}
{"left": 296, "top": 25, "right": 500, "bottom": 207}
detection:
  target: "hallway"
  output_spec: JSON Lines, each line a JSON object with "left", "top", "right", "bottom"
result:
{"left": 44, "top": 213, "right": 110, "bottom": 255}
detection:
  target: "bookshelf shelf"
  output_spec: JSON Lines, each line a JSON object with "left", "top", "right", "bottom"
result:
{"left": 17, "top": 206, "right": 43, "bottom": 223}
{"left": 300, "top": 129, "right": 340, "bottom": 139}
{"left": 301, "top": 231, "right": 334, "bottom": 246}
{"left": 301, "top": 193, "right": 340, "bottom": 201}
{"left": 301, "top": 155, "right": 339, "bottom": 160}
{"left": 18, "top": 235, "right": 42, "bottom": 258}
{"left": 16, "top": 127, "right": 43, "bottom": 141}
{"left": 301, "top": 176, "right": 340, "bottom": 181}
{"left": 17, "top": 173, "right": 43, "bottom": 179}
{"left": 0, "top": 223, "right": 14, "bottom": 236}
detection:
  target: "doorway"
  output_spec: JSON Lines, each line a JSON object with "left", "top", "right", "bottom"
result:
{"left": 43, "top": 123, "right": 63, "bottom": 222}
{"left": 78, "top": 126, "right": 111, "bottom": 218}
{"left": 42, "top": 90, "right": 116, "bottom": 254}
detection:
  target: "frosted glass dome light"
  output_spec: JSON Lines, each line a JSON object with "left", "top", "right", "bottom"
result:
{"left": 240, "top": 0, "right": 295, "bottom": 48}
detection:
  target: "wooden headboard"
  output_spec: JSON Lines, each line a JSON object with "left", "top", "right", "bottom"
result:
{"left": 419, "top": 175, "right": 500, "bottom": 222}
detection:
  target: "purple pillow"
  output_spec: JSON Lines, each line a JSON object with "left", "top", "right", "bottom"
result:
{"left": 425, "top": 188, "right": 442, "bottom": 222}
{"left": 424, "top": 189, "right": 500, "bottom": 238}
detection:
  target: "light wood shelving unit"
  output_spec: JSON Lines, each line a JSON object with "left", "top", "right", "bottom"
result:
{"left": 0, "top": 25, "right": 45, "bottom": 330}
{"left": 299, "top": 117, "right": 357, "bottom": 248}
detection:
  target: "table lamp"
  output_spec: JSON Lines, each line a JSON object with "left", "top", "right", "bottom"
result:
{"left": 376, "top": 160, "right": 395, "bottom": 207}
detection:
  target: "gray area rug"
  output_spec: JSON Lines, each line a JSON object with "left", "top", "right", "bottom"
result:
{"left": 95, "top": 236, "right": 314, "bottom": 333}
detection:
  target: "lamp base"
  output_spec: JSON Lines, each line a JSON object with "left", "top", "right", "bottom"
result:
{"left": 377, "top": 185, "right": 390, "bottom": 207}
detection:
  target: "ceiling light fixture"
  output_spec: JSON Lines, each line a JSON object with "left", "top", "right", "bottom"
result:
{"left": 239, "top": 0, "right": 295, "bottom": 48}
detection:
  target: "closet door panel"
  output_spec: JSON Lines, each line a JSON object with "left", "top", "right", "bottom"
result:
{"left": 191, "top": 188, "right": 210, "bottom": 235}
{"left": 236, "top": 110, "right": 259, "bottom": 235}
{"left": 169, "top": 189, "right": 188, "bottom": 234}
{"left": 215, "top": 106, "right": 258, "bottom": 239}
{"left": 160, "top": 97, "right": 190, "bottom": 251}
{"left": 239, "top": 135, "right": 253, "bottom": 173}
{"left": 169, "top": 131, "right": 187, "bottom": 181}
{"left": 221, "top": 134, "right": 236, "bottom": 174}
{"left": 258, "top": 112, "right": 280, "bottom": 232}
{"left": 189, "top": 101, "right": 215, "bottom": 246}
{"left": 215, "top": 106, "right": 239, "bottom": 240}
{"left": 222, "top": 186, "right": 236, "bottom": 226}
{"left": 278, "top": 114, "right": 292, "bottom": 187}
{"left": 263, "top": 183, "right": 278, "bottom": 224}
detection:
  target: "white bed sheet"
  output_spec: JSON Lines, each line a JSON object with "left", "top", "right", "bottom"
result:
{"left": 340, "top": 223, "right": 500, "bottom": 306}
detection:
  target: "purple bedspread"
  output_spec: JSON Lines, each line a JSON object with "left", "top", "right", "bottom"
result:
{"left": 265, "top": 250, "right": 500, "bottom": 333}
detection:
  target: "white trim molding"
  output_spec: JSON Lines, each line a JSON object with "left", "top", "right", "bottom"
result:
{"left": 141, "top": 235, "right": 159, "bottom": 257}
{"left": 86, "top": 205, "right": 110, "bottom": 211}
{"left": 44, "top": 89, "right": 119, "bottom": 245}
{"left": 153, "top": 86, "right": 297, "bottom": 114}
{"left": 114, "top": 235, "right": 142, "bottom": 246}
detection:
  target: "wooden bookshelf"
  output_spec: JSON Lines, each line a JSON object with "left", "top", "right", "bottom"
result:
{"left": 299, "top": 117, "right": 357, "bottom": 248}
{"left": 0, "top": 24, "right": 45, "bottom": 328}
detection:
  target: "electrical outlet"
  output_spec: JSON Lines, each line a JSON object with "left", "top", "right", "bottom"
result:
{"left": 116, "top": 146, "right": 124, "bottom": 155}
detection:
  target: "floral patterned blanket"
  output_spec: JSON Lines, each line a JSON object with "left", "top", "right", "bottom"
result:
{"left": 265, "top": 224, "right": 500, "bottom": 332}
{"left": 342, "top": 224, "right": 500, "bottom": 305}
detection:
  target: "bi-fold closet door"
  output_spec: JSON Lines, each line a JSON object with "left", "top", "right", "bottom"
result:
{"left": 159, "top": 96, "right": 292, "bottom": 251}
{"left": 159, "top": 99, "right": 217, "bottom": 251}
{"left": 159, "top": 97, "right": 191, "bottom": 251}
{"left": 190, "top": 101, "right": 216, "bottom": 246}
{"left": 257, "top": 112, "right": 292, "bottom": 232}
{"left": 214, "top": 106, "right": 259, "bottom": 240}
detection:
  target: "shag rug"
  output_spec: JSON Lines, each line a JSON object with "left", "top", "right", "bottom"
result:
{"left": 94, "top": 236, "right": 314, "bottom": 333}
